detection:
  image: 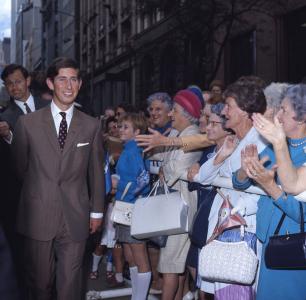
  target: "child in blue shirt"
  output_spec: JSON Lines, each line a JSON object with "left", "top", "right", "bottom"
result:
{"left": 113, "top": 112, "right": 151, "bottom": 300}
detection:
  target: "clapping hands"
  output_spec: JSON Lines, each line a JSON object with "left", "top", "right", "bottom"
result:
{"left": 252, "top": 113, "right": 286, "bottom": 147}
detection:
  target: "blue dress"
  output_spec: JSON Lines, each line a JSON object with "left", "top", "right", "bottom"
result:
{"left": 233, "top": 138, "right": 306, "bottom": 300}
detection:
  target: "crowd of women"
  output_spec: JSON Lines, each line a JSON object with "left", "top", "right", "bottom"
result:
{"left": 93, "top": 77, "right": 306, "bottom": 300}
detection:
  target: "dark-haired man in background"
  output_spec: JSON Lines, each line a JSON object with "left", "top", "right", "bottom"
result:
{"left": 0, "top": 64, "right": 49, "bottom": 141}
{"left": 0, "top": 65, "right": 50, "bottom": 281}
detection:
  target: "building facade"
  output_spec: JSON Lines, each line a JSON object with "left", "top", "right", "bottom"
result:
{"left": 40, "top": 0, "right": 80, "bottom": 69}
{"left": 78, "top": 0, "right": 306, "bottom": 116}
{"left": 11, "top": 0, "right": 306, "bottom": 115}
{"left": 12, "top": 0, "right": 42, "bottom": 68}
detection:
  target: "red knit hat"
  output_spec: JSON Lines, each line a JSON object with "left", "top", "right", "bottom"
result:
{"left": 173, "top": 89, "right": 202, "bottom": 119}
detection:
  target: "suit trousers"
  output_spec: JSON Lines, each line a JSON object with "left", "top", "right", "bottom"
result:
{"left": 23, "top": 214, "right": 86, "bottom": 300}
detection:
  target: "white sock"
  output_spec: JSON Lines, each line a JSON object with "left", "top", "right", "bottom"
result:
{"left": 135, "top": 271, "right": 152, "bottom": 300}
{"left": 129, "top": 266, "right": 138, "bottom": 300}
{"left": 92, "top": 253, "right": 102, "bottom": 272}
{"left": 183, "top": 291, "right": 194, "bottom": 300}
{"left": 106, "top": 261, "right": 113, "bottom": 272}
{"left": 115, "top": 272, "right": 123, "bottom": 282}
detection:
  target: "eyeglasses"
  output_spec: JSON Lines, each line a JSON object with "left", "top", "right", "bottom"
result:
{"left": 54, "top": 76, "right": 80, "bottom": 86}
{"left": 4, "top": 79, "right": 24, "bottom": 87}
{"left": 207, "top": 120, "right": 223, "bottom": 127}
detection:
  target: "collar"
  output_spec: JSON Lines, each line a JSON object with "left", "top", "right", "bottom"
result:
{"left": 155, "top": 121, "right": 172, "bottom": 135}
{"left": 51, "top": 100, "right": 74, "bottom": 119}
{"left": 14, "top": 93, "right": 34, "bottom": 108}
{"left": 124, "top": 139, "right": 139, "bottom": 150}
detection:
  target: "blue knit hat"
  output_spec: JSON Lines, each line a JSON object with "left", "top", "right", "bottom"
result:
{"left": 187, "top": 85, "right": 204, "bottom": 108}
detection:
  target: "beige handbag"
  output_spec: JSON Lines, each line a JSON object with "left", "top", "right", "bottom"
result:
{"left": 131, "top": 180, "right": 189, "bottom": 238}
{"left": 110, "top": 182, "right": 133, "bottom": 226}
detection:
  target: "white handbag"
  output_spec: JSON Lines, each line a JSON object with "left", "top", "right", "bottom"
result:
{"left": 198, "top": 231, "right": 258, "bottom": 285}
{"left": 110, "top": 182, "right": 134, "bottom": 226}
{"left": 131, "top": 180, "right": 189, "bottom": 239}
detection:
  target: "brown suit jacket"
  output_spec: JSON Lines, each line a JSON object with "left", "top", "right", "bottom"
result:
{"left": 12, "top": 105, "right": 105, "bottom": 241}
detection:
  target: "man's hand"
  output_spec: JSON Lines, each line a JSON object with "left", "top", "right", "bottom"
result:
{"left": 0, "top": 121, "right": 11, "bottom": 139}
{"left": 89, "top": 218, "right": 102, "bottom": 234}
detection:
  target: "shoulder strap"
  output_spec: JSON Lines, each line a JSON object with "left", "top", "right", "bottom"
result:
{"left": 274, "top": 213, "right": 286, "bottom": 235}
{"left": 274, "top": 202, "right": 304, "bottom": 235}
{"left": 120, "top": 182, "right": 132, "bottom": 201}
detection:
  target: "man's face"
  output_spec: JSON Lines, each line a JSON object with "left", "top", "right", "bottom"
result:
{"left": 4, "top": 69, "right": 31, "bottom": 101}
{"left": 47, "top": 68, "right": 82, "bottom": 110}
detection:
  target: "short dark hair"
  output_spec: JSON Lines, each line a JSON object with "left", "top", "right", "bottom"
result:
{"left": 116, "top": 102, "right": 136, "bottom": 113}
{"left": 46, "top": 57, "right": 80, "bottom": 81}
{"left": 105, "top": 116, "right": 118, "bottom": 132}
{"left": 1, "top": 64, "right": 29, "bottom": 81}
{"left": 235, "top": 75, "right": 267, "bottom": 90}
{"left": 224, "top": 82, "right": 267, "bottom": 116}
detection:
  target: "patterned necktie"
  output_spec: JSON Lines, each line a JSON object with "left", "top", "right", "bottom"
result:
{"left": 24, "top": 102, "right": 32, "bottom": 114}
{"left": 58, "top": 112, "right": 67, "bottom": 150}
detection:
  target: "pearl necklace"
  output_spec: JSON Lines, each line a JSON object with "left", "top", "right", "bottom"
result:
{"left": 289, "top": 138, "right": 306, "bottom": 147}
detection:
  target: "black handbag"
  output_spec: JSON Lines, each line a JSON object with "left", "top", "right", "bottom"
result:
{"left": 265, "top": 202, "right": 306, "bottom": 269}
{"left": 189, "top": 187, "right": 216, "bottom": 248}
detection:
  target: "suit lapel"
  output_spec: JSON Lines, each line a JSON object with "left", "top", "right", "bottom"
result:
{"left": 11, "top": 101, "right": 24, "bottom": 116}
{"left": 42, "top": 107, "right": 61, "bottom": 156}
{"left": 62, "top": 108, "right": 82, "bottom": 156}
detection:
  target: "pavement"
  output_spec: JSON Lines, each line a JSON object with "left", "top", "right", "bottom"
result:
{"left": 84, "top": 236, "right": 161, "bottom": 300}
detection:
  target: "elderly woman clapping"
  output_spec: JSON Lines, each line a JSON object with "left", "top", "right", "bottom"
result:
{"left": 192, "top": 79, "right": 267, "bottom": 298}
{"left": 251, "top": 109, "right": 306, "bottom": 196}
{"left": 233, "top": 84, "right": 306, "bottom": 299}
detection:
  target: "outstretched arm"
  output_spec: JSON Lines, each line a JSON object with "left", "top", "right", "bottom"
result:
{"left": 136, "top": 128, "right": 214, "bottom": 153}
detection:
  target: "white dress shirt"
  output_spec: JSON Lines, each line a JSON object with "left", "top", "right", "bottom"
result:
{"left": 50, "top": 101, "right": 74, "bottom": 135}
{"left": 15, "top": 94, "right": 35, "bottom": 114}
{"left": 4, "top": 94, "right": 36, "bottom": 144}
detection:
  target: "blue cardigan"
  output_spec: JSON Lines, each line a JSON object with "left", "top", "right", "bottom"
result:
{"left": 115, "top": 140, "right": 149, "bottom": 203}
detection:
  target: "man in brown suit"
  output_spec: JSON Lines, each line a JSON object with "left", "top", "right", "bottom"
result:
{"left": 12, "top": 57, "right": 105, "bottom": 300}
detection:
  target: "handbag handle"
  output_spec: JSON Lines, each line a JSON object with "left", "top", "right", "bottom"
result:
{"left": 147, "top": 179, "right": 171, "bottom": 197}
{"left": 274, "top": 202, "right": 304, "bottom": 235}
{"left": 120, "top": 182, "right": 132, "bottom": 201}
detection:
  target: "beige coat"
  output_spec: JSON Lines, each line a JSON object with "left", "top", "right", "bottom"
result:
{"left": 155, "top": 124, "right": 202, "bottom": 273}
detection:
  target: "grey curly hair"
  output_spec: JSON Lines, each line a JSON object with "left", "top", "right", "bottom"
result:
{"left": 146, "top": 92, "right": 173, "bottom": 111}
{"left": 284, "top": 84, "right": 306, "bottom": 122}
{"left": 264, "top": 82, "right": 289, "bottom": 113}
